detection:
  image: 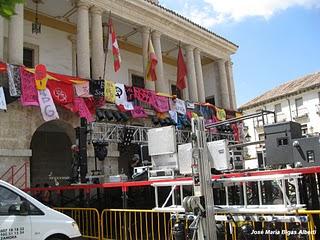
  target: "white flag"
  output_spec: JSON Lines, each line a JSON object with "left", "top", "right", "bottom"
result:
{"left": 0, "top": 87, "right": 7, "bottom": 111}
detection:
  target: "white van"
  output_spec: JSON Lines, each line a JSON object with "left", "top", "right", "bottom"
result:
{"left": 0, "top": 180, "right": 82, "bottom": 240}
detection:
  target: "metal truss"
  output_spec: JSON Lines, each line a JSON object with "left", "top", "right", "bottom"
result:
{"left": 89, "top": 122, "right": 235, "bottom": 144}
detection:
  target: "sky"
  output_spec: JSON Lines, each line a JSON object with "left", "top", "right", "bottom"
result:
{"left": 159, "top": 0, "right": 320, "bottom": 107}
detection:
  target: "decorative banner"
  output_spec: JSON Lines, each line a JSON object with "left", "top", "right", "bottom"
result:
{"left": 169, "top": 98, "right": 176, "bottom": 111}
{"left": 175, "top": 98, "right": 186, "bottom": 115}
{"left": 153, "top": 95, "right": 169, "bottom": 113}
{"left": 20, "top": 67, "right": 39, "bottom": 106}
{"left": 74, "top": 97, "right": 94, "bottom": 122}
{"left": 75, "top": 82, "right": 91, "bottom": 97}
{"left": 38, "top": 88, "right": 59, "bottom": 121}
{"left": 0, "top": 62, "right": 6, "bottom": 73}
{"left": 7, "top": 64, "right": 21, "bottom": 97}
{"left": 185, "top": 100, "right": 195, "bottom": 109}
{"left": 104, "top": 80, "right": 116, "bottom": 103}
{"left": 89, "top": 80, "right": 104, "bottom": 97}
{"left": 125, "top": 86, "right": 134, "bottom": 101}
{"left": 169, "top": 110, "right": 178, "bottom": 124}
{"left": 35, "top": 64, "right": 48, "bottom": 90}
{"left": 236, "top": 112, "right": 243, "bottom": 118}
{"left": 216, "top": 107, "right": 226, "bottom": 121}
{"left": 47, "top": 80, "right": 74, "bottom": 105}
{"left": 226, "top": 109, "right": 236, "bottom": 119}
{"left": 131, "top": 105, "right": 147, "bottom": 118}
{"left": 115, "top": 83, "right": 127, "bottom": 105}
{"left": 232, "top": 123, "right": 240, "bottom": 142}
{"left": 108, "top": 17, "right": 121, "bottom": 72}
{"left": 0, "top": 86, "right": 7, "bottom": 111}
{"left": 117, "top": 102, "right": 134, "bottom": 112}
{"left": 133, "top": 87, "right": 155, "bottom": 106}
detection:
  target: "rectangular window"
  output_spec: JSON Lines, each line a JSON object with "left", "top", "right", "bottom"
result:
{"left": 206, "top": 96, "right": 215, "bottom": 105}
{"left": 301, "top": 124, "right": 308, "bottom": 136}
{"left": 274, "top": 103, "right": 282, "bottom": 114}
{"left": 295, "top": 97, "right": 303, "bottom": 116}
{"left": 131, "top": 74, "right": 145, "bottom": 88}
{"left": 23, "top": 48, "right": 34, "bottom": 68}
{"left": 171, "top": 84, "right": 182, "bottom": 99}
{"left": 258, "top": 134, "right": 265, "bottom": 141}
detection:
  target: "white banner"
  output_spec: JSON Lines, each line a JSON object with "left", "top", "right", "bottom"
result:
{"left": 0, "top": 87, "right": 7, "bottom": 111}
{"left": 115, "top": 83, "right": 127, "bottom": 105}
{"left": 175, "top": 98, "right": 186, "bottom": 115}
{"left": 38, "top": 88, "right": 59, "bottom": 121}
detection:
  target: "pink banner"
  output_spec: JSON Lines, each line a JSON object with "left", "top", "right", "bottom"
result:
{"left": 153, "top": 95, "right": 169, "bottom": 113}
{"left": 73, "top": 97, "right": 94, "bottom": 122}
{"left": 131, "top": 105, "right": 147, "bottom": 118}
{"left": 20, "top": 67, "right": 39, "bottom": 106}
{"left": 75, "top": 82, "right": 91, "bottom": 97}
{"left": 133, "top": 87, "right": 155, "bottom": 106}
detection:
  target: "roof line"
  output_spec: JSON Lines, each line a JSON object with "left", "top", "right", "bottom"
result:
{"left": 144, "top": 0, "right": 238, "bottom": 48}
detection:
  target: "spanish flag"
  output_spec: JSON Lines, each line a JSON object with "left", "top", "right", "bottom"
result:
{"left": 146, "top": 39, "right": 158, "bottom": 81}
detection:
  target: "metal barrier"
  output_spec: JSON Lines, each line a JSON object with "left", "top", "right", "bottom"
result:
{"left": 55, "top": 208, "right": 101, "bottom": 239}
{"left": 53, "top": 207, "right": 320, "bottom": 240}
{"left": 101, "top": 209, "right": 174, "bottom": 240}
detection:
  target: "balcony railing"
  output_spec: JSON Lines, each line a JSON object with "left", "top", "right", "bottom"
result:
{"left": 292, "top": 107, "right": 309, "bottom": 122}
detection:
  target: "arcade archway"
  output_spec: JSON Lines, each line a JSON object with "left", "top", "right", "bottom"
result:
{"left": 30, "top": 120, "right": 75, "bottom": 187}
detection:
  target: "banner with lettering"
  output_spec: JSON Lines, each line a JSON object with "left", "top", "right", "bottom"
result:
{"left": 7, "top": 64, "right": 21, "bottom": 97}
{"left": 175, "top": 98, "right": 186, "bottom": 115}
{"left": 153, "top": 95, "right": 169, "bottom": 113}
{"left": 73, "top": 97, "right": 94, "bottom": 122}
{"left": 38, "top": 88, "right": 59, "bottom": 121}
{"left": 104, "top": 80, "right": 116, "bottom": 103}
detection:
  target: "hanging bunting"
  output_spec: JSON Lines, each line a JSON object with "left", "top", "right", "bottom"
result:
{"left": 133, "top": 87, "right": 155, "bottom": 106}
{"left": 0, "top": 86, "right": 7, "bottom": 111}
{"left": 20, "top": 67, "right": 39, "bottom": 106}
{"left": 104, "top": 80, "right": 116, "bottom": 103}
{"left": 169, "top": 98, "right": 176, "bottom": 111}
{"left": 38, "top": 88, "right": 59, "bottom": 121}
{"left": 175, "top": 98, "right": 186, "bottom": 115}
{"left": 216, "top": 106, "right": 226, "bottom": 121}
{"left": 169, "top": 110, "right": 178, "bottom": 124}
{"left": 35, "top": 64, "right": 48, "bottom": 90}
{"left": 131, "top": 105, "right": 147, "bottom": 118}
{"left": 108, "top": 16, "right": 121, "bottom": 72}
{"left": 153, "top": 95, "right": 169, "bottom": 113}
{"left": 125, "top": 86, "right": 134, "bottom": 101}
{"left": 7, "top": 64, "right": 21, "bottom": 97}
{"left": 47, "top": 80, "right": 74, "bottom": 105}
{"left": 73, "top": 97, "right": 94, "bottom": 122}
{"left": 75, "top": 81, "right": 91, "bottom": 97}
{"left": 89, "top": 80, "right": 104, "bottom": 97}
{"left": 115, "top": 83, "right": 127, "bottom": 105}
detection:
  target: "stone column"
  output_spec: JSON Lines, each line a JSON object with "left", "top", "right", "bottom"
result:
{"left": 76, "top": 0, "right": 91, "bottom": 79}
{"left": 152, "top": 30, "right": 168, "bottom": 93}
{"left": 227, "top": 60, "right": 237, "bottom": 109}
{"left": 194, "top": 48, "right": 205, "bottom": 103}
{"left": 8, "top": 3, "right": 24, "bottom": 64}
{"left": 140, "top": 26, "right": 155, "bottom": 90}
{"left": 0, "top": 16, "right": 3, "bottom": 60}
{"left": 90, "top": 6, "right": 104, "bottom": 79}
{"left": 185, "top": 45, "right": 198, "bottom": 102}
{"left": 68, "top": 35, "right": 77, "bottom": 76}
{"left": 217, "top": 59, "right": 230, "bottom": 109}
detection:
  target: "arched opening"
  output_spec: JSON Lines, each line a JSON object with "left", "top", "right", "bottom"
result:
{"left": 30, "top": 120, "right": 75, "bottom": 187}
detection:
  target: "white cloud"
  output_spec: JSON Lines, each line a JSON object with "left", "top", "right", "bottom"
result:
{"left": 177, "top": 0, "right": 320, "bottom": 27}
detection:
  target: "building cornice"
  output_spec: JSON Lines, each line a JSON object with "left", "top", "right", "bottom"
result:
{"left": 86, "top": 0, "right": 238, "bottom": 59}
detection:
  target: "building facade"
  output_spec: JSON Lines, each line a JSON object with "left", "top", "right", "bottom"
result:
{"left": 0, "top": 0, "right": 238, "bottom": 187}
{"left": 239, "top": 72, "right": 320, "bottom": 169}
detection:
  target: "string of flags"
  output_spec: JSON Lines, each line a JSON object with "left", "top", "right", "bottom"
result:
{"left": 0, "top": 60, "right": 242, "bottom": 138}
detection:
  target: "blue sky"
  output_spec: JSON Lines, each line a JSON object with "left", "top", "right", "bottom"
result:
{"left": 159, "top": 0, "right": 320, "bottom": 107}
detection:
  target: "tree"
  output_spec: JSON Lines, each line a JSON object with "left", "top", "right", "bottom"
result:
{"left": 0, "top": 0, "right": 25, "bottom": 19}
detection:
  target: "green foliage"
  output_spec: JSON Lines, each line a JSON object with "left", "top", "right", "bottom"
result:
{"left": 0, "top": 0, "right": 25, "bottom": 19}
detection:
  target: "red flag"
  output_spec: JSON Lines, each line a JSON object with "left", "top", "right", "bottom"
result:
{"left": 108, "top": 17, "right": 121, "bottom": 72}
{"left": 146, "top": 39, "right": 158, "bottom": 81}
{"left": 47, "top": 80, "right": 74, "bottom": 105}
{"left": 176, "top": 47, "right": 187, "bottom": 90}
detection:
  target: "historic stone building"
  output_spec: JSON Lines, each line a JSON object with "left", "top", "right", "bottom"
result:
{"left": 0, "top": 0, "right": 238, "bottom": 187}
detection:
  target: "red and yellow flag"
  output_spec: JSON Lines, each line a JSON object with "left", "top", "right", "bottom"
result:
{"left": 146, "top": 39, "right": 158, "bottom": 81}
{"left": 108, "top": 17, "right": 121, "bottom": 72}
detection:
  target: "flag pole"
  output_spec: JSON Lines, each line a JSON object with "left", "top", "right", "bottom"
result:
{"left": 103, "top": 11, "right": 112, "bottom": 80}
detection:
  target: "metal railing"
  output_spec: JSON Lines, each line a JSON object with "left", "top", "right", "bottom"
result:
{"left": 55, "top": 208, "right": 101, "bottom": 239}
{"left": 101, "top": 209, "right": 173, "bottom": 240}
{"left": 54, "top": 207, "right": 320, "bottom": 240}
{"left": 0, "top": 165, "right": 16, "bottom": 185}
{"left": 0, "top": 161, "right": 28, "bottom": 189}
